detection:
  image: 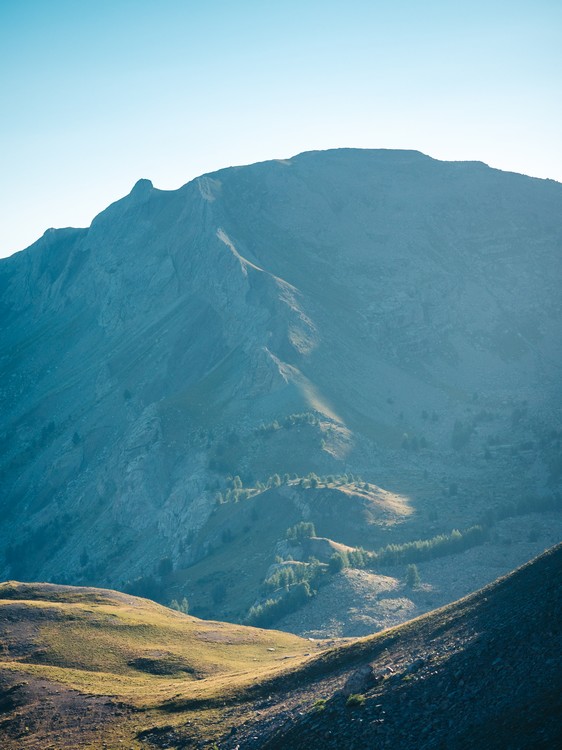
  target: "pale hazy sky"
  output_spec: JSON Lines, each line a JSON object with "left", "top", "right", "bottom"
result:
{"left": 1, "top": 0, "right": 561, "bottom": 258}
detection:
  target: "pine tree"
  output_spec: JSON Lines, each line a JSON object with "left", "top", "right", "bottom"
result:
{"left": 406, "top": 563, "right": 421, "bottom": 588}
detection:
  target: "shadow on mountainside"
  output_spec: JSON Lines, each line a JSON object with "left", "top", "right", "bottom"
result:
{"left": 215, "top": 543, "right": 562, "bottom": 750}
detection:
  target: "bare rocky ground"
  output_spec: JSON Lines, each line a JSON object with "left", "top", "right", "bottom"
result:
{"left": 0, "top": 670, "right": 135, "bottom": 750}
{"left": 276, "top": 511, "right": 562, "bottom": 637}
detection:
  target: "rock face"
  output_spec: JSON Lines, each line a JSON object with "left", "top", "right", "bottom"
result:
{"left": 1, "top": 149, "right": 561, "bottom": 591}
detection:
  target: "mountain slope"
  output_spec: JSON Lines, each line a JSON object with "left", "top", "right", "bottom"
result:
{"left": 241, "top": 541, "right": 562, "bottom": 750}
{"left": 1, "top": 148, "right": 561, "bottom": 613}
{"left": 0, "top": 544, "right": 560, "bottom": 749}
{"left": 0, "top": 581, "right": 312, "bottom": 749}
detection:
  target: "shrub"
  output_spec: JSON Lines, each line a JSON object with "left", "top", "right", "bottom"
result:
{"left": 246, "top": 581, "right": 314, "bottom": 627}
{"left": 124, "top": 575, "right": 161, "bottom": 601}
{"left": 347, "top": 547, "right": 367, "bottom": 568}
{"left": 263, "top": 566, "right": 297, "bottom": 592}
{"left": 263, "top": 559, "right": 324, "bottom": 594}
{"left": 169, "top": 597, "right": 189, "bottom": 614}
{"left": 368, "top": 525, "right": 489, "bottom": 568}
{"left": 346, "top": 694, "right": 365, "bottom": 707}
{"left": 328, "top": 552, "right": 347, "bottom": 574}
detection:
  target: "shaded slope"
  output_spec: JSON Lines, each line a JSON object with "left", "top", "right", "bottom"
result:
{"left": 1, "top": 148, "right": 561, "bottom": 610}
{"left": 220, "top": 542, "right": 562, "bottom": 750}
{"left": 166, "top": 479, "right": 411, "bottom": 623}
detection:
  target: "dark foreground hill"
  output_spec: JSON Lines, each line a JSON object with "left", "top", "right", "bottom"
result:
{"left": 0, "top": 543, "right": 560, "bottom": 749}
{"left": 238, "top": 542, "right": 562, "bottom": 750}
{"left": 1, "top": 149, "right": 562, "bottom": 619}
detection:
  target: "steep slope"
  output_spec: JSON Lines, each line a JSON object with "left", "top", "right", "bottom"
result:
{"left": 238, "top": 542, "right": 562, "bottom": 750}
{"left": 0, "top": 544, "right": 559, "bottom": 749}
{"left": 1, "top": 149, "right": 561, "bottom": 613}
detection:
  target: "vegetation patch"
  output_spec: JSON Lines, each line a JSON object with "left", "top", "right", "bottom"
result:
{"left": 246, "top": 581, "right": 316, "bottom": 627}
{"left": 346, "top": 693, "right": 366, "bottom": 707}
{"left": 368, "top": 525, "right": 489, "bottom": 568}
{"left": 128, "top": 655, "right": 198, "bottom": 676}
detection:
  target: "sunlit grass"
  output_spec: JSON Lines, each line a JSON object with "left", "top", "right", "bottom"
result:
{"left": 0, "top": 584, "right": 310, "bottom": 710}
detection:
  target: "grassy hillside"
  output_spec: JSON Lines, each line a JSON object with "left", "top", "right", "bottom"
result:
{"left": 148, "top": 478, "right": 559, "bottom": 637}
{"left": 1, "top": 543, "right": 560, "bottom": 749}
{"left": 0, "top": 582, "right": 313, "bottom": 749}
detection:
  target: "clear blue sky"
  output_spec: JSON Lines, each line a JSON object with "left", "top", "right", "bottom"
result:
{"left": 1, "top": 0, "right": 561, "bottom": 257}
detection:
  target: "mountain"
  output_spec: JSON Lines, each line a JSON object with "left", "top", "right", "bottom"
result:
{"left": 0, "top": 543, "right": 560, "bottom": 749}
{"left": 1, "top": 148, "right": 561, "bottom": 625}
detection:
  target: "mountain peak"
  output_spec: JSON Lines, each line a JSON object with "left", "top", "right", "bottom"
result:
{"left": 129, "top": 178, "right": 153, "bottom": 197}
